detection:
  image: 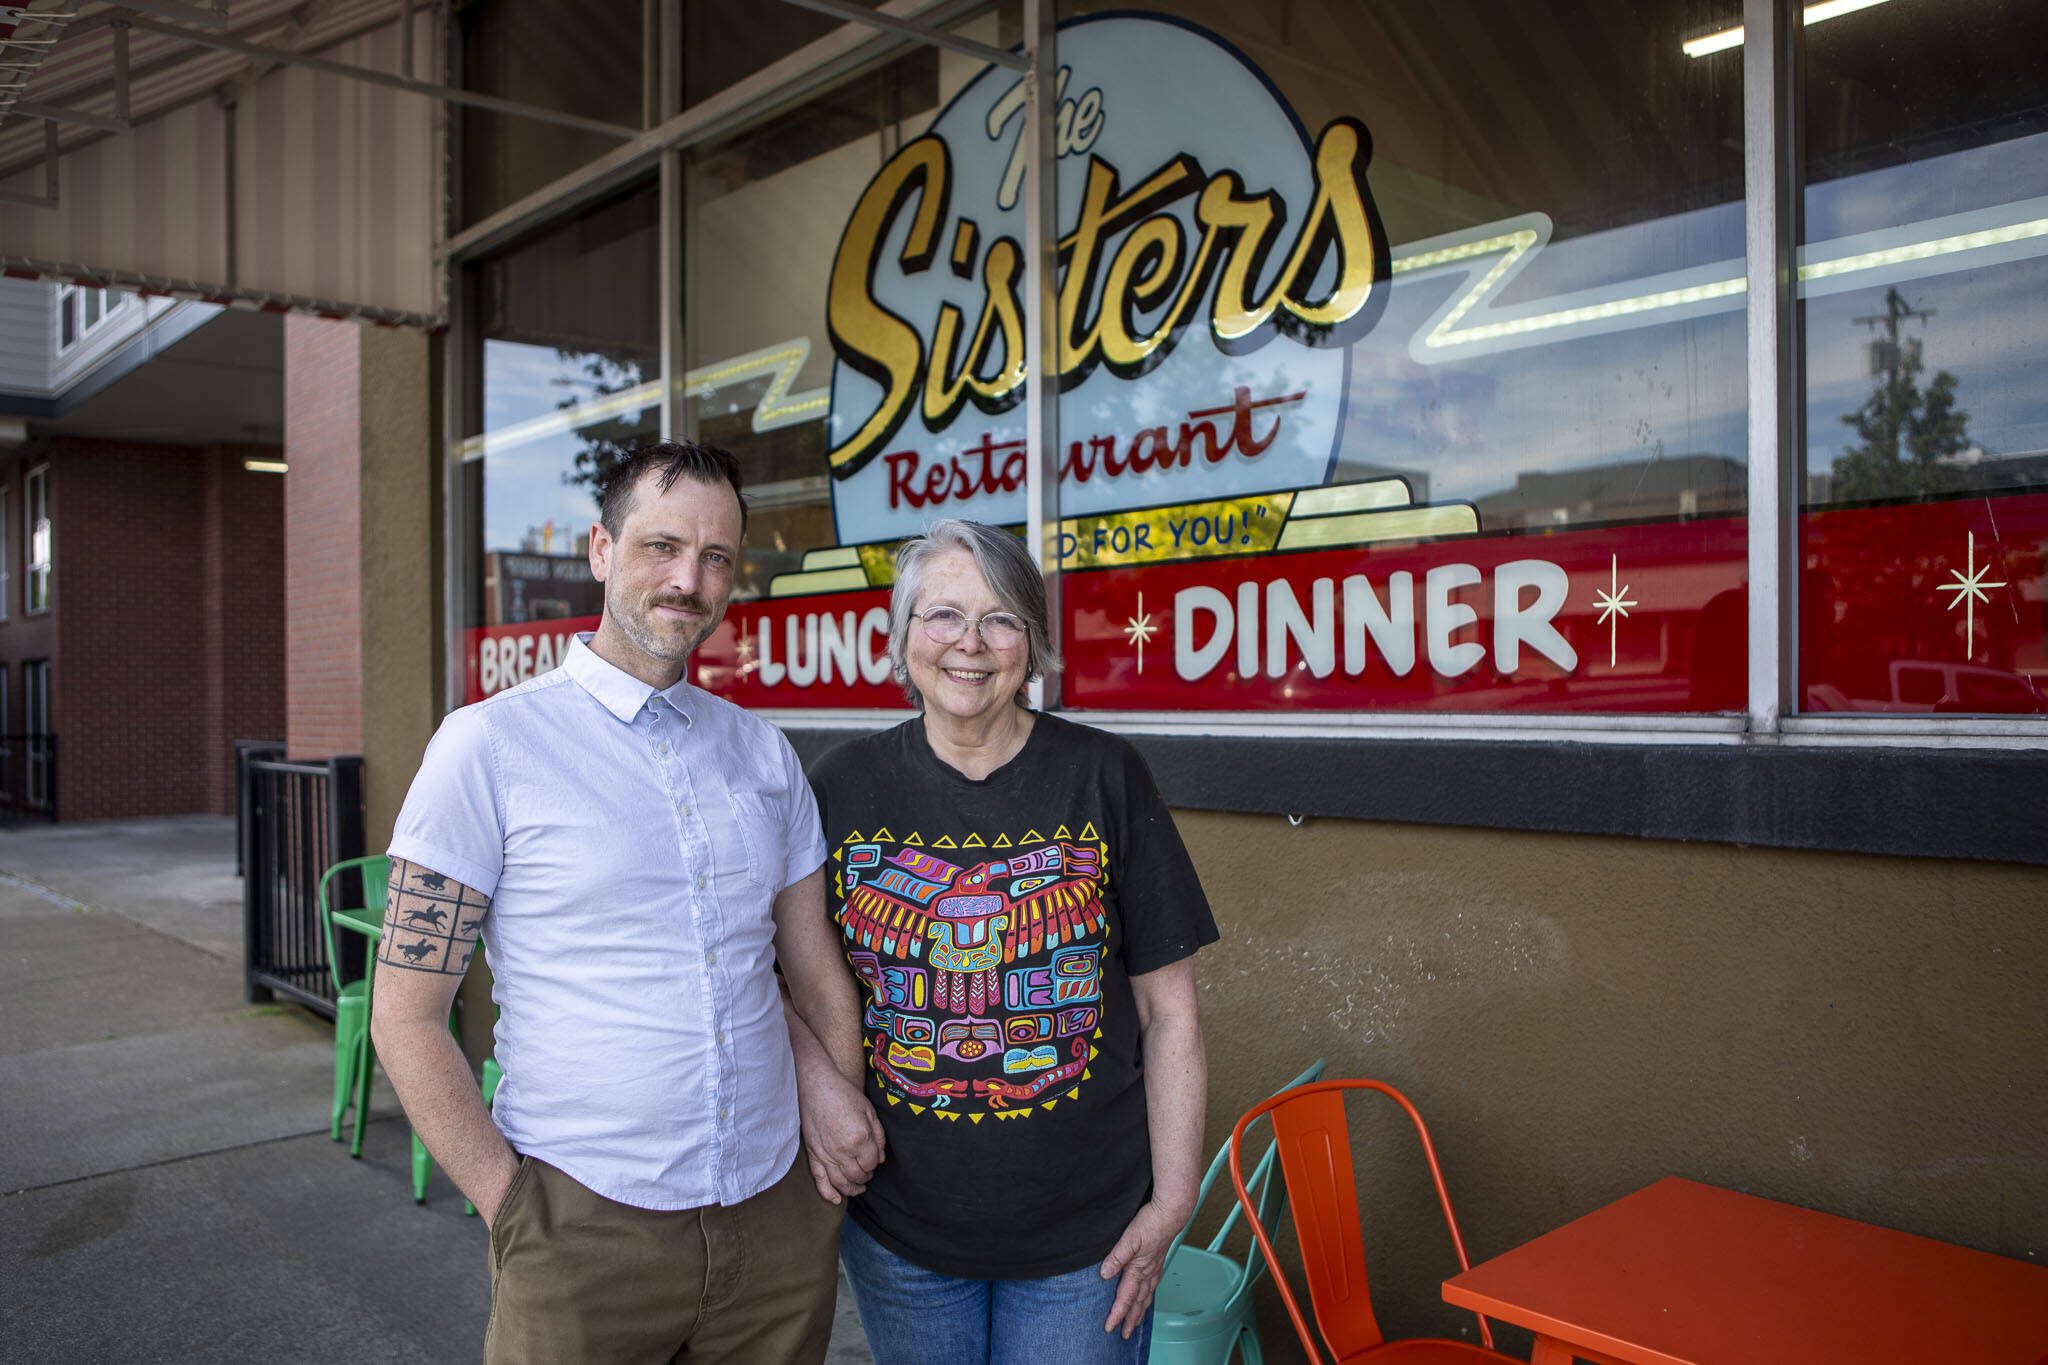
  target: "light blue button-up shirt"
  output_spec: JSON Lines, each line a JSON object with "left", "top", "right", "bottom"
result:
{"left": 389, "top": 634, "right": 827, "bottom": 1210}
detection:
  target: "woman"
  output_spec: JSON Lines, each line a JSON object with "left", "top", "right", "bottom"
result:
{"left": 809, "top": 518, "right": 1215, "bottom": 1365}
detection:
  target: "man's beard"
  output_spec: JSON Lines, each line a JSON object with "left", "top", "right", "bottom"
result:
{"left": 613, "top": 588, "right": 722, "bottom": 665}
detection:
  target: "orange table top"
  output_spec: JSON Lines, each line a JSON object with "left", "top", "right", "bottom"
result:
{"left": 1442, "top": 1177, "right": 2048, "bottom": 1365}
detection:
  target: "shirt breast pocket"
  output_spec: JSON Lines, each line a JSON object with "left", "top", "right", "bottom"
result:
{"left": 725, "top": 790, "right": 782, "bottom": 890}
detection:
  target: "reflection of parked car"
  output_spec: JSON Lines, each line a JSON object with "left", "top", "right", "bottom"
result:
{"left": 1893, "top": 660, "right": 2046, "bottom": 713}
{"left": 1809, "top": 661, "right": 2047, "bottom": 714}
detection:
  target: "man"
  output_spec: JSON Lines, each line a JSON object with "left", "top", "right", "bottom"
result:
{"left": 371, "top": 439, "right": 882, "bottom": 1363}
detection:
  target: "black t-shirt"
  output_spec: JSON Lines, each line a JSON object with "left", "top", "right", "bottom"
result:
{"left": 808, "top": 711, "right": 1218, "bottom": 1280}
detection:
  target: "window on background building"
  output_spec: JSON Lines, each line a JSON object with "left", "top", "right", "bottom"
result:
{"left": 55, "top": 285, "right": 123, "bottom": 354}
{"left": 1795, "top": 0, "right": 2048, "bottom": 718}
{"left": 0, "top": 665, "right": 10, "bottom": 802}
{"left": 684, "top": 0, "right": 1749, "bottom": 716}
{"left": 24, "top": 464, "right": 49, "bottom": 613}
{"left": 0, "top": 485, "right": 9, "bottom": 621}
{"left": 24, "top": 658, "right": 48, "bottom": 810}
{"left": 459, "top": 182, "right": 660, "bottom": 700}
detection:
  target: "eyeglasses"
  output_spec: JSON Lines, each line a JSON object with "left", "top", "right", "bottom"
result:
{"left": 913, "top": 607, "right": 1027, "bottom": 647}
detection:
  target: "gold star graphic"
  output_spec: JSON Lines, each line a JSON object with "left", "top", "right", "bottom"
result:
{"left": 1592, "top": 554, "right": 1636, "bottom": 669}
{"left": 1935, "top": 531, "right": 2007, "bottom": 660}
{"left": 1122, "top": 592, "right": 1158, "bottom": 674}
{"left": 734, "top": 629, "right": 758, "bottom": 678}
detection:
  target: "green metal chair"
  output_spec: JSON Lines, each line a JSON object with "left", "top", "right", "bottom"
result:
{"left": 1149, "top": 1058, "right": 1328, "bottom": 1365}
{"left": 314, "top": 854, "right": 389, "bottom": 1154}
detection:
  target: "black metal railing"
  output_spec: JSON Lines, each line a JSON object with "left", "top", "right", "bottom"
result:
{"left": 232, "top": 740, "right": 285, "bottom": 876}
{"left": 0, "top": 733, "right": 58, "bottom": 822}
{"left": 243, "top": 753, "right": 364, "bottom": 1017}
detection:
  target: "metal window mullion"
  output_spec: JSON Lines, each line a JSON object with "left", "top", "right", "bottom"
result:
{"left": 1021, "top": 0, "right": 1060, "bottom": 711}
{"left": 658, "top": 0, "right": 684, "bottom": 440}
{"left": 1743, "top": 0, "right": 1801, "bottom": 735}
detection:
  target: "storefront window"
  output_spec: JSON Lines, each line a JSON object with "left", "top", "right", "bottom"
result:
{"left": 461, "top": 183, "right": 659, "bottom": 700}
{"left": 459, "top": 1, "right": 647, "bottom": 225}
{"left": 682, "top": 10, "right": 1018, "bottom": 707}
{"left": 690, "top": 1, "right": 1749, "bottom": 713}
{"left": 1796, "top": 0, "right": 2048, "bottom": 716}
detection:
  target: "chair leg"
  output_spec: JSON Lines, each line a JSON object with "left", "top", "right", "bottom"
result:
{"left": 350, "top": 1026, "right": 374, "bottom": 1158}
{"left": 411, "top": 1131, "right": 433, "bottom": 1203}
{"left": 330, "top": 1037, "right": 354, "bottom": 1141}
{"left": 1235, "top": 1324, "right": 1262, "bottom": 1365}
{"left": 331, "top": 999, "right": 366, "bottom": 1142}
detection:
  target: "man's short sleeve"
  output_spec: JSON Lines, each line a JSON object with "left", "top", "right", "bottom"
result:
{"left": 387, "top": 705, "right": 506, "bottom": 897}
{"left": 776, "top": 730, "right": 827, "bottom": 890}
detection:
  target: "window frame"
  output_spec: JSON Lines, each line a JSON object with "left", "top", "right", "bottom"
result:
{"left": 23, "top": 658, "right": 49, "bottom": 810}
{"left": 24, "top": 463, "right": 50, "bottom": 615}
{"left": 441, "top": 0, "right": 2048, "bottom": 753}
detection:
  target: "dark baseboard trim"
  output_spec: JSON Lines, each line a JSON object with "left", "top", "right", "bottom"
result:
{"left": 785, "top": 727, "right": 2048, "bottom": 867}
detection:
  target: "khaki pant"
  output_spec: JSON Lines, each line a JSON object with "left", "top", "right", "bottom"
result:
{"left": 484, "top": 1152, "right": 842, "bottom": 1364}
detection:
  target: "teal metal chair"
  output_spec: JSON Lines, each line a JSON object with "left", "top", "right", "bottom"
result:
{"left": 1150, "top": 1059, "right": 1328, "bottom": 1365}
{"left": 315, "top": 854, "right": 389, "bottom": 1154}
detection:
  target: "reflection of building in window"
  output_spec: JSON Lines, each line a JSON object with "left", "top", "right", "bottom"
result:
{"left": 482, "top": 552, "right": 605, "bottom": 626}
{"left": 24, "top": 464, "right": 51, "bottom": 613}
{"left": 1473, "top": 454, "right": 1746, "bottom": 531}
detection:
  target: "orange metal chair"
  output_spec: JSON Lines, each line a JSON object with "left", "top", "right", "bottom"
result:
{"left": 1227, "top": 1078, "right": 1515, "bottom": 1365}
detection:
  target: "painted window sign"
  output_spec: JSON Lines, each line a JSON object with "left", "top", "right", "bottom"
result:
{"left": 466, "top": 13, "right": 2048, "bottom": 717}
{"left": 823, "top": 16, "right": 1384, "bottom": 538}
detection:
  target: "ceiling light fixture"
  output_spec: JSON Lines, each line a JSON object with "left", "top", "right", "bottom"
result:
{"left": 244, "top": 459, "right": 288, "bottom": 474}
{"left": 1683, "top": 0, "right": 1893, "bottom": 58}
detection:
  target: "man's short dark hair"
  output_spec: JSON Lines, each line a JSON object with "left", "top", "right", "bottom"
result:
{"left": 599, "top": 439, "right": 749, "bottom": 538}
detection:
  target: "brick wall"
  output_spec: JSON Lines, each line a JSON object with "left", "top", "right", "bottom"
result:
{"left": 200, "top": 446, "right": 287, "bottom": 811}
{"left": 0, "top": 440, "right": 286, "bottom": 820}
{"left": 283, "top": 315, "right": 364, "bottom": 761}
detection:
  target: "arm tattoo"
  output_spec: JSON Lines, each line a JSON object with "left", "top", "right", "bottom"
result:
{"left": 376, "top": 856, "right": 491, "bottom": 975}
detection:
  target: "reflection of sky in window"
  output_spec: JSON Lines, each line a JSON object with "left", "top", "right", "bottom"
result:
{"left": 1803, "top": 133, "right": 2048, "bottom": 473}
{"left": 482, "top": 339, "right": 648, "bottom": 432}
{"left": 482, "top": 338, "right": 654, "bottom": 552}
{"left": 469, "top": 130, "right": 2046, "bottom": 552}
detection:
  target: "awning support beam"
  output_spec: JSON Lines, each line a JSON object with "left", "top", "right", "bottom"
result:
{"left": 119, "top": 11, "right": 642, "bottom": 140}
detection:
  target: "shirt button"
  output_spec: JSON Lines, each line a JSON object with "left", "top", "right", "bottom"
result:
{"left": 706, "top": 950, "right": 718, "bottom": 966}
{"left": 657, "top": 742, "right": 670, "bottom": 755}
{"left": 682, "top": 803, "right": 693, "bottom": 817}
{"left": 719, "top": 1106, "right": 730, "bottom": 1121}
{"left": 696, "top": 873, "right": 708, "bottom": 890}
{"left": 716, "top": 1030, "right": 727, "bottom": 1045}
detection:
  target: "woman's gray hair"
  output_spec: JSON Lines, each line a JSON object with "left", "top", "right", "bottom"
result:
{"left": 889, "top": 518, "right": 1061, "bottom": 708}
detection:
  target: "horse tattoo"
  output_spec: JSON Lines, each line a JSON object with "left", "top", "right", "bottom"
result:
{"left": 401, "top": 907, "right": 448, "bottom": 930}
{"left": 397, "top": 939, "right": 437, "bottom": 964}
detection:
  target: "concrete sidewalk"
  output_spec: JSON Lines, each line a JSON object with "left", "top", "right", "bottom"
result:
{"left": 0, "top": 816, "right": 870, "bottom": 1363}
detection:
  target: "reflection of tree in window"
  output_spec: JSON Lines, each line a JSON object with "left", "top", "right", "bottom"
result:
{"left": 557, "top": 349, "right": 648, "bottom": 515}
{"left": 1830, "top": 287, "right": 1975, "bottom": 502}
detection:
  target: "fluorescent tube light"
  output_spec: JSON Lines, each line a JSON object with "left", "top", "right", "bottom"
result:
{"left": 244, "top": 459, "right": 288, "bottom": 473}
{"left": 1683, "top": 0, "right": 1893, "bottom": 58}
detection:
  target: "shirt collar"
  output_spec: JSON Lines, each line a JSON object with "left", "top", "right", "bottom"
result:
{"left": 564, "top": 633, "right": 697, "bottom": 726}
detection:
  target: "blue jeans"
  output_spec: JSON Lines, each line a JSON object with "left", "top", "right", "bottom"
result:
{"left": 839, "top": 1217, "right": 1154, "bottom": 1365}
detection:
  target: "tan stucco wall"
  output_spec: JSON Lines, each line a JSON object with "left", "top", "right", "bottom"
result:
{"left": 1177, "top": 809, "right": 2048, "bottom": 1357}
{"left": 356, "top": 325, "right": 443, "bottom": 854}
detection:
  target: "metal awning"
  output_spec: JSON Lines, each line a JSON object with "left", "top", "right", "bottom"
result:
{"left": 0, "top": 0, "right": 637, "bottom": 326}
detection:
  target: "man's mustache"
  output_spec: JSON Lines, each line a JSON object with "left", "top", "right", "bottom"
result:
{"left": 649, "top": 593, "right": 712, "bottom": 614}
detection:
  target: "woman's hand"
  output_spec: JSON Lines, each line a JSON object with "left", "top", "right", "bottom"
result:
{"left": 1099, "top": 1197, "right": 1192, "bottom": 1338}
{"left": 794, "top": 1048, "right": 886, "bottom": 1204}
